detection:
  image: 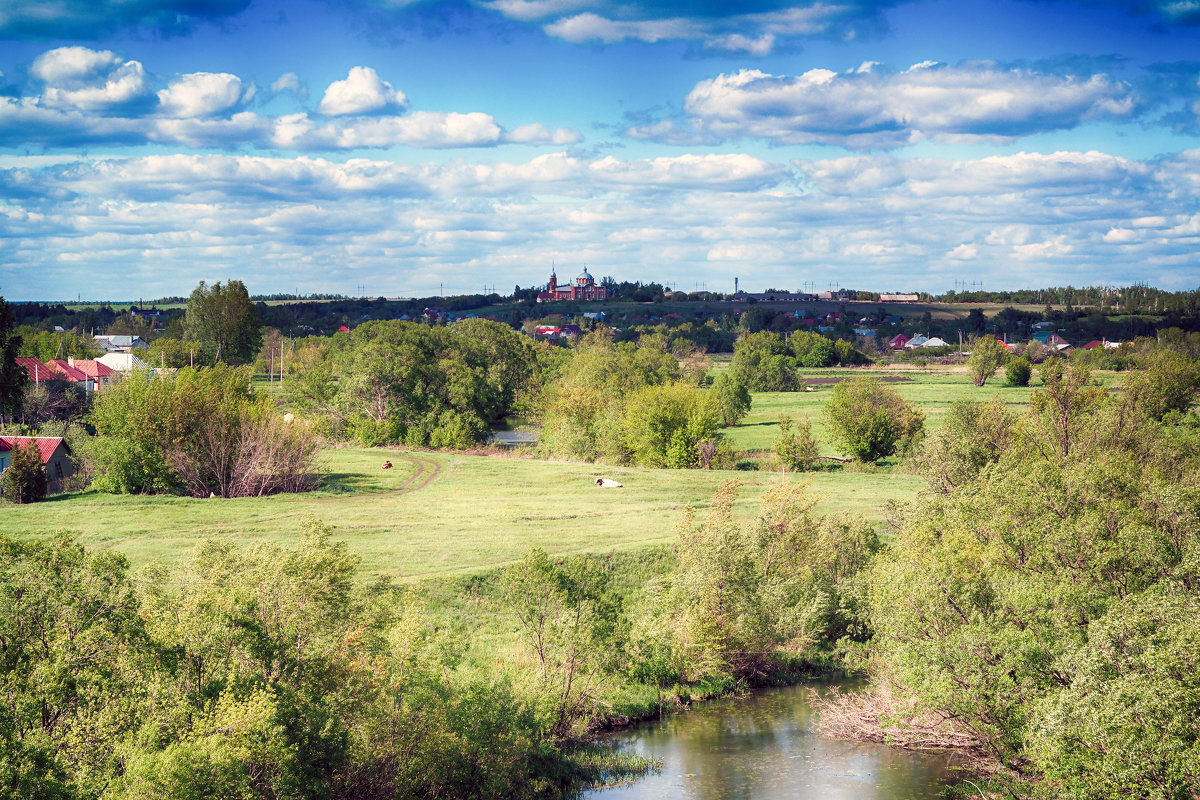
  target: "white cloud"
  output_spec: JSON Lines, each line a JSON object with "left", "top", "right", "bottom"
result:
{"left": 270, "top": 72, "right": 306, "bottom": 99}
{"left": 497, "top": 1, "right": 890, "bottom": 54}
{"left": 633, "top": 62, "right": 1137, "bottom": 148}
{"left": 5, "top": 48, "right": 573, "bottom": 152}
{"left": 1012, "top": 237, "right": 1073, "bottom": 260}
{"left": 32, "top": 47, "right": 151, "bottom": 111}
{"left": 7, "top": 148, "right": 1200, "bottom": 300}
{"left": 544, "top": 13, "right": 700, "bottom": 44}
{"left": 157, "top": 73, "right": 248, "bottom": 118}
{"left": 503, "top": 122, "right": 582, "bottom": 145}
{"left": 317, "top": 67, "right": 408, "bottom": 116}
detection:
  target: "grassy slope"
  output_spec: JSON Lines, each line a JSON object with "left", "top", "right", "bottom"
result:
{"left": 5, "top": 446, "right": 920, "bottom": 581}
{"left": 9, "top": 366, "right": 1121, "bottom": 581}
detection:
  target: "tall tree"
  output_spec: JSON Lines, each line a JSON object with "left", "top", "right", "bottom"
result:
{"left": 183, "top": 281, "right": 262, "bottom": 365}
{"left": 0, "top": 296, "right": 28, "bottom": 421}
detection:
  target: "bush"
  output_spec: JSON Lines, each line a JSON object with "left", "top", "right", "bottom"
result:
{"left": 967, "top": 335, "right": 1009, "bottom": 387}
{"left": 823, "top": 378, "right": 924, "bottom": 462}
{"left": 774, "top": 416, "right": 820, "bottom": 471}
{"left": 89, "top": 366, "right": 321, "bottom": 498}
{"left": 1, "top": 441, "right": 48, "bottom": 503}
{"left": 1006, "top": 356, "right": 1032, "bottom": 386}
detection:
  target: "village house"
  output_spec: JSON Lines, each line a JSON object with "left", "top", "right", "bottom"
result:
{"left": 56, "top": 358, "right": 117, "bottom": 390}
{"left": 93, "top": 335, "right": 150, "bottom": 353}
{"left": 0, "top": 436, "right": 74, "bottom": 494}
{"left": 97, "top": 352, "right": 153, "bottom": 373}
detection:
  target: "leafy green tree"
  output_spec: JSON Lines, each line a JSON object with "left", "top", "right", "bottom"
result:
{"left": 867, "top": 387, "right": 1200, "bottom": 793}
{"left": 620, "top": 382, "right": 717, "bottom": 468}
{"left": 966, "top": 334, "right": 1008, "bottom": 386}
{"left": 1122, "top": 349, "right": 1200, "bottom": 421}
{"left": 0, "top": 534, "right": 148, "bottom": 797}
{"left": 667, "top": 482, "right": 878, "bottom": 682}
{"left": 774, "top": 415, "right": 819, "bottom": 472}
{"left": 1028, "top": 360, "right": 1107, "bottom": 460}
{"left": 89, "top": 365, "right": 319, "bottom": 497}
{"left": 729, "top": 331, "right": 801, "bottom": 391}
{"left": 0, "top": 296, "right": 28, "bottom": 422}
{"left": 1, "top": 440, "right": 49, "bottom": 503}
{"left": 183, "top": 280, "right": 263, "bottom": 364}
{"left": 1005, "top": 355, "right": 1032, "bottom": 386}
{"left": 15, "top": 327, "right": 99, "bottom": 362}
{"left": 502, "top": 549, "right": 623, "bottom": 741}
{"left": 823, "top": 378, "right": 924, "bottom": 462}
{"left": 911, "top": 397, "right": 1019, "bottom": 493}
{"left": 710, "top": 371, "right": 752, "bottom": 427}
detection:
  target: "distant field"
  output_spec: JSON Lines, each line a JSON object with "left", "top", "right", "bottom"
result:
{"left": 5, "top": 446, "right": 922, "bottom": 581}
{"left": 723, "top": 365, "right": 1124, "bottom": 453}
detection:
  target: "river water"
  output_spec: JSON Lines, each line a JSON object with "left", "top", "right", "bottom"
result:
{"left": 586, "top": 683, "right": 958, "bottom": 800}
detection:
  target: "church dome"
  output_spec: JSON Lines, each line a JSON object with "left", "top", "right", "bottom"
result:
{"left": 576, "top": 267, "right": 593, "bottom": 285}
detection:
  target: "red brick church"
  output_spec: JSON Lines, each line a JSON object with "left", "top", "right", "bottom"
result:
{"left": 536, "top": 267, "right": 609, "bottom": 302}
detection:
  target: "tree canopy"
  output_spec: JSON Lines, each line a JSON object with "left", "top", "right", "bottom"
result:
{"left": 183, "top": 281, "right": 263, "bottom": 365}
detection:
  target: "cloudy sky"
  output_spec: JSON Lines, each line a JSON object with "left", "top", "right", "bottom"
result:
{"left": 2, "top": 0, "right": 1200, "bottom": 300}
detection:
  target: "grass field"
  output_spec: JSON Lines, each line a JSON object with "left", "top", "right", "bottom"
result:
{"left": 722, "top": 364, "right": 1124, "bottom": 453}
{"left": 4, "top": 446, "right": 922, "bottom": 581}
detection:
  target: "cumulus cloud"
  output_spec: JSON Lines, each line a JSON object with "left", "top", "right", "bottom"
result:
{"left": 7, "top": 147, "right": 1200, "bottom": 302}
{"left": 157, "top": 73, "right": 249, "bottom": 118}
{"left": 3, "top": 48, "right": 573, "bottom": 152}
{"left": 503, "top": 123, "right": 582, "bottom": 145}
{"left": 630, "top": 62, "right": 1136, "bottom": 148}
{"left": 32, "top": 47, "right": 152, "bottom": 111}
{"left": 318, "top": 67, "right": 408, "bottom": 116}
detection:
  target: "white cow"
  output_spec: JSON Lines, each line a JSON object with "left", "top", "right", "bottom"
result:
{"left": 594, "top": 478, "right": 623, "bottom": 488}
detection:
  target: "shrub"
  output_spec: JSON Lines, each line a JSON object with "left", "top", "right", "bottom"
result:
{"left": 774, "top": 416, "right": 820, "bottom": 472}
{"left": 1006, "top": 356, "right": 1032, "bottom": 386}
{"left": 823, "top": 378, "right": 924, "bottom": 462}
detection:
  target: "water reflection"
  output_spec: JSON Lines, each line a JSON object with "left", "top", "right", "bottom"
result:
{"left": 588, "top": 683, "right": 954, "bottom": 800}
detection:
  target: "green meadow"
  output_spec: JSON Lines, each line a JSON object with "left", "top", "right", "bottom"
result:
{"left": 2, "top": 445, "right": 922, "bottom": 581}
{"left": 6, "top": 366, "right": 1121, "bottom": 583}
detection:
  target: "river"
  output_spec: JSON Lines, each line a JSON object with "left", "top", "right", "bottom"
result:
{"left": 585, "top": 683, "right": 959, "bottom": 800}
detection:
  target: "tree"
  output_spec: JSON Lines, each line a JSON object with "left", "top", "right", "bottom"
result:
{"left": 966, "top": 334, "right": 1008, "bottom": 386}
{"left": 911, "top": 397, "right": 1018, "bottom": 493}
{"left": 667, "top": 481, "right": 878, "bottom": 682}
{"left": 1, "top": 441, "right": 49, "bottom": 503}
{"left": 1005, "top": 355, "right": 1032, "bottom": 386}
{"left": 502, "top": 549, "right": 623, "bottom": 740}
{"left": 183, "top": 281, "right": 263, "bottom": 364}
{"left": 0, "top": 296, "right": 28, "bottom": 422}
{"left": 774, "top": 415, "right": 819, "bottom": 472}
{"left": 1122, "top": 349, "right": 1200, "bottom": 421}
{"left": 823, "top": 378, "right": 924, "bottom": 462}
{"left": 710, "top": 371, "right": 752, "bottom": 428}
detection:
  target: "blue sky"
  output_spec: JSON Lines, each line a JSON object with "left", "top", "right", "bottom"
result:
{"left": 2, "top": 0, "right": 1199, "bottom": 300}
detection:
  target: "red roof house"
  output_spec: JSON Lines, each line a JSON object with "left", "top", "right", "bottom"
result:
{"left": 15, "top": 356, "right": 57, "bottom": 383}
{"left": 888, "top": 334, "right": 910, "bottom": 350}
{"left": 53, "top": 358, "right": 116, "bottom": 390}
{"left": 47, "top": 359, "right": 90, "bottom": 383}
{"left": 0, "top": 436, "right": 74, "bottom": 494}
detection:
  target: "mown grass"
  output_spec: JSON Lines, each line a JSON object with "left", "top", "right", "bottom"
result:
{"left": 723, "top": 366, "right": 1035, "bottom": 453}
{"left": 5, "top": 445, "right": 921, "bottom": 581}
